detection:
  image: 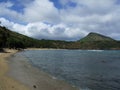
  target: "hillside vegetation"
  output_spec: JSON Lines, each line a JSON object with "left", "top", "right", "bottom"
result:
{"left": 0, "top": 26, "right": 120, "bottom": 50}
{"left": 78, "top": 32, "right": 120, "bottom": 49}
{"left": 0, "top": 26, "right": 71, "bottom": 49}
{"left": 80, "top": 32, "right": 115, "bottom": 42}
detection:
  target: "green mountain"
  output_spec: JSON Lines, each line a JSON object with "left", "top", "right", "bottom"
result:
{"left": 78, "top": 32, "right": 120, "bottom": 49}
{"left": 0, "top": 26, "right": 39, "bottom": 48}
{"left": 0, "top": 26, "right": 120, "bottom": 50}
{"left": 0, "top": 26, "right": 71, "bottom": 49}
{"left": 80, "top": 32, "right": 115, "bottom": 42}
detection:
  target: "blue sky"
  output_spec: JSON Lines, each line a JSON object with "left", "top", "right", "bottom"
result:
{"left": 0, "top": 0, "right": 120, "bottom": 41}
{"left": 50, "top": 0, "right": 63, "bottom": 9}
{"left": 0, "top": 0, "right": 24, "bottom": 12}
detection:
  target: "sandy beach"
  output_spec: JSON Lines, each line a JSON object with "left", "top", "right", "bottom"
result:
{"left": 4, "top": 49, "right": 79, "bottom": 90}
{"left": 0, "top": 49, "right": 29, "bottom": 90}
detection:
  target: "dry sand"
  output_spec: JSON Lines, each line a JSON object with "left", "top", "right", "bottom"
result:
{"left": 0, "top": 49, "right": 29, "bottom": 90}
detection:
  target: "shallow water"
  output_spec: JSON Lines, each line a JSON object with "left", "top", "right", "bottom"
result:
{"left": 21, "top": 50, "right": 120, "bottom": 90}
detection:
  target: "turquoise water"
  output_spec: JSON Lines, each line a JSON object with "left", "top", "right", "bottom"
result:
{"left": 21, "top": 50, "right": 120, "bottom": 90}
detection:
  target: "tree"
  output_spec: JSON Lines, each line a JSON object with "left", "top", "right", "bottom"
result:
{"left": 0, "top": 21, "right": 1, "bottom": 26}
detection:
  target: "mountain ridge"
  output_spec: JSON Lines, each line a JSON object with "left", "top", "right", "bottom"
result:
{"left": 79, "top": 32, "right": 115, "bottom": 42}
{"left": 78, "top": 32, "right": 120, "bottom": 49}
{"left": 0, "top": 26, "right": 120, "bottom": 50}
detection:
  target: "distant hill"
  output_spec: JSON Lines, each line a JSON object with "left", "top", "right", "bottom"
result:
{"left": 80, "top": 32, "right": 115, "bottom": 42}
{"left": 78, "top": 32, "right": 120, "bottom": 49}
{"left": 0, "top": 26, "right": 120, "bottom": 50}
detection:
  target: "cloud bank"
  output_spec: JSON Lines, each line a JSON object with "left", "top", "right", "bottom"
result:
{"left": 0, "top": 0, "right": 120, "bottom": 41}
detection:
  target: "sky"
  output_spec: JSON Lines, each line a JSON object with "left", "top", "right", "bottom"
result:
{"left": 0, "top": 0, "right": 120, "bottom": 41}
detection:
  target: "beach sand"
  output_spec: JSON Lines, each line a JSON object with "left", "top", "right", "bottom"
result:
{"left": 0, "top": 49, "right": 79, "bottom": 90}
{"left": 0, "top": 49, "right": 29, "bottom": 90}
{"left": 8, "top": 50, "right": 79, "bottom": 90}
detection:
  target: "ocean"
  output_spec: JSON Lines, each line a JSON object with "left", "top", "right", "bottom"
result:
{"left": 20, "top": 50, "right": 120, "bottom": 90}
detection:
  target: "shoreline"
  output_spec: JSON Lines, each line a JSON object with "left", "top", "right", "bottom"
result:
{"left": 8, "top": 50, "right": 79, "bottom": 90}
{"left": 0, "top": 49, "right": 29, "bottom": 90}
{"left": 25, "top": 48, "right": 120, "bottom": 50}
{"left": 25, "top": 48, "right": 67, "bottom": 50}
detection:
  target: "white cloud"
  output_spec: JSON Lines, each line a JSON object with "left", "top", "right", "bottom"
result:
{"left": 23, "top": 0, "right": 60, "bottom": 23}
{"left": 0, "top": 17, "right": 87, "bottom": 41}
{"left": 0, "top": 0, "right": 60, "bottom": 23}
{"left": 0, "top": 17, "right": 15, "bottom": 28}
{"left": 0, "top": 1, "right": 23, "bottom": 22}
{"left": 0, "top": 0, "right": 120, "bottom": 40}
{"left": 22, "top": 22, "right": 87, "bottom": 41}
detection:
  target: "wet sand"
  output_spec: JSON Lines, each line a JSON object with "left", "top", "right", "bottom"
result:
{"left": 0, "top": 49, "right": 29, "bottom": 90}
{"left": 8, "top": 50, "right": 79, "bottom": 90}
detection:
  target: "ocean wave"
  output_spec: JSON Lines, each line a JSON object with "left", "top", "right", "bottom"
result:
{"left": 87, "top": 50, "right": 104, "bottom": 52}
